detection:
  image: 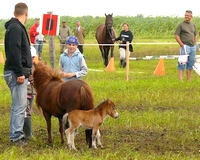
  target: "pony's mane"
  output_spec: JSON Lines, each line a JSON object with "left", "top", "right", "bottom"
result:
{"left": 95, "top": 99, "right": 109, "bottom": 109}
{"left": 33, "top": 61, "right": 63, "bottom": 92}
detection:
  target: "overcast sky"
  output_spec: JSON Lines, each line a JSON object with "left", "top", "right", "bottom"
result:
{"left": 0, "top": 0, "right": 199, "bottom": 19}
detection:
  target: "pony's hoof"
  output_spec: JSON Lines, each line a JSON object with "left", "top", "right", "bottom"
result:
{"left": 67, "top": 144, "right": 78, "bottom": 151}
{"left": 68, "top": 144, "right": 72, "bottom": 149}
{"left": 71, "top": 147, "right": 78, "bottom": 151}
{"left": 92, "top": 146, "right": 97, "bottom": 149}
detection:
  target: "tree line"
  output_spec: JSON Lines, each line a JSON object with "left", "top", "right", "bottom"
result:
{"left": 0, "top": 15, "right": 200, "bottom": 41}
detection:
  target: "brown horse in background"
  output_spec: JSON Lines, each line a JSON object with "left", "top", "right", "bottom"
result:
{"left": 33, "top": 61, "right": 94, "bottom": 147}
{"left": 95, "top": 13, "right": 117, "bottom": 66}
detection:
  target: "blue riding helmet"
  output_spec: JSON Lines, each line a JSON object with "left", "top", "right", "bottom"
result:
{"left": 66, "top": 36, "right": 78, "bottom": 45}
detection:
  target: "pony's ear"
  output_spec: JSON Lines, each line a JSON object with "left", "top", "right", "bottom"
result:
{"left": 33, "top": 56, "right": 39, "bottom": 64}
{"left": 33, "top": 60, "right": 47, "bottom": 68}
{"left": 33, "top": 61, "right": 38, "bottom": 68}
{"left": 107, "top": 99, "right": 111, "bottom": 104}
{"left": 43, "top": 60, "right": 48, "bottom": 65}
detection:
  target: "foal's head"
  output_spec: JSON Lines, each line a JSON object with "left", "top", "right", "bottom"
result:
{"left": 99, "top": 99, "right": 119, "bottom": 119}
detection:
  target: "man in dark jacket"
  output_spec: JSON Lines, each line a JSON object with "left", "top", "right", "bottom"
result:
{"left": 4, "top": 2, "right": 32, "bottom": 146}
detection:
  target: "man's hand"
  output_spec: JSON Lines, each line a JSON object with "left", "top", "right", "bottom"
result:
{"left": 17, "top": 75, "right": 25, "bottom": 84}
{"left": 59, "top": 71, "right": 76, "bottom": 78}
{"left": 65, "top": 73, "right": 75, "bottom": 78}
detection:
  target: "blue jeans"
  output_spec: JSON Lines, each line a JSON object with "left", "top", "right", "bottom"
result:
{"left": 178, "top": 45, "right": 196, "bottom": 70}
{"left": 34, "top": 40, "right": 44, "bottom": 55}
{"left": 4, "top": 70, "right": 28, "bottom": 141}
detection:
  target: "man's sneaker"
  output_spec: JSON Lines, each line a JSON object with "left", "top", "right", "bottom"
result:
{"left": 11, "top": 137, "right": 28, "bottom": 146}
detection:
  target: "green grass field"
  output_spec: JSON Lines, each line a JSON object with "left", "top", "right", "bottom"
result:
{"left": 0, "top": 38, "right": 200, "bottom": 160}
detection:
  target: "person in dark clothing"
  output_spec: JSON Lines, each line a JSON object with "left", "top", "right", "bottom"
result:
{"left": 3, "top": 2, "right": 32, "bottom": 146}
{"left": 113, "top": 23, "right": 133, "bottom": 68}
{"left": 23, "top": 46, "right": 37, "bottom": 141}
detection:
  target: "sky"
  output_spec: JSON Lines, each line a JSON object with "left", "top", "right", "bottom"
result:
{"left": 0, "top": 0, "right": 199, "bottom": 19}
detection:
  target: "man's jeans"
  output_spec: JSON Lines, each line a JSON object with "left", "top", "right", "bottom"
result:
{"left": 34, "top": 40, "right": 44, "bottom": 55}
{"left": 4, "top": 70, "right": 28, "bottom": 141}
{"left": 178, "top": 45, "right": 196, "bottom": 70}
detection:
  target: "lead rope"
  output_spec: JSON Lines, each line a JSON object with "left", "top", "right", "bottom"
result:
{"left": 26, "top": 78, "right": 34, "bottom": 108}
{"left": 106, "top": 25, "right": 113, "bottom": 39}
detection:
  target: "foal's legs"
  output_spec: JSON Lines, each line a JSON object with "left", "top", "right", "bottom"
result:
{"left": 91, "top": 134, "right": 97, "bottom": 149}
{"left": 66, "top": 128, "right": 77, "bottom": 151}
{"left": 70, "top": 130, "right": 76, "bottom": 150}
{"left": 65, "top": 129, "right": 71, "bottom": 148}
{"left": 96, "top": 129, "right": 103, "bottom": 148}
{"left": 91, "top": 127, "right": 99, "bottom": 149}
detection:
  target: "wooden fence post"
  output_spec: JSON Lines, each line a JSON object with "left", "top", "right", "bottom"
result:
{"left": 48, "top": 36, "right": 56, "bottom": 69}
{"left": 126, "top": 42, "right": 130, "bottom": 81}
{"left": 47, "top": 11, "right": 56, "bottom": 69}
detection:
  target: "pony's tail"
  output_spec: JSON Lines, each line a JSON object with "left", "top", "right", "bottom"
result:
{"left": 62, "top": 113, "right": 69, "bottom": 131}
{"left": 80, "top": 85, "right": 95, "bottom": 110}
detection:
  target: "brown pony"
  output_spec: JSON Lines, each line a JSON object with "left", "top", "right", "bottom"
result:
{"left": 33, "top": 61, "right": 94, "bottom": 147}
{"left": 62, "top": 99, "right": 119, "bottom": 151}
{"left": 95, "top": 13, "right": 117, "bottom": 66}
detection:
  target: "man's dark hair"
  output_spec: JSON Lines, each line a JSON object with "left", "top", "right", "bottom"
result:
{"left": 186, "top": 10, "right": 192, "bottom": 15}
{"left": 14, "top": 2, "right": 28, "bottom": 16}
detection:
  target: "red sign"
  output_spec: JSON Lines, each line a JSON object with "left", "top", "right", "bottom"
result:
{"left": 41, "top": 14, "right": 59, "bottom": 36}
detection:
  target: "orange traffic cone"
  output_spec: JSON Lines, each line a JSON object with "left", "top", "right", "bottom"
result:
{"left": 154, "top": 58, "right": 165, "bottom": 76}
{"left": 106, "top": 57, "right": 115, "bottom": 72}
{"left": 0, "top": 51, "right": 5, "bottom": 64}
